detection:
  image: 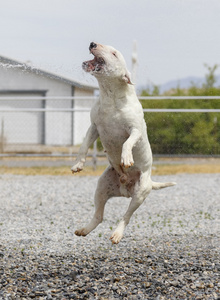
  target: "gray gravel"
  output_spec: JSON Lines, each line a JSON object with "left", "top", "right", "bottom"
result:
{"left": 0, "top": 173, "right": 219, "bottom": 299}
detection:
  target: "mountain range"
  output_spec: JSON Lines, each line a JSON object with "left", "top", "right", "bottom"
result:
{"left": 138, "top": 74, "right": 220, "bottom": 94}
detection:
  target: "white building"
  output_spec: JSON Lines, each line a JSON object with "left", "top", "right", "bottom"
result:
{"left": 0, "top": 55, "right": 97, "bottom": 147}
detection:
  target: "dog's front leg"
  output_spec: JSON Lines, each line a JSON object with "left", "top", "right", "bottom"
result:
{"left": 71, "top": 123, "right": 98, "bottom": 173}
{"left": 121, "top": 128, "right": 141, "bottom": 168}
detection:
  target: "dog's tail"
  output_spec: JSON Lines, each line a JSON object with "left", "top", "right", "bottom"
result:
{"left": 151, "top": 181, "right": 176, "bottom": 190}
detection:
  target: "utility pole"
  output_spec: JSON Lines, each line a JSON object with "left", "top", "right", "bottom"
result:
{"left": 131, "top": 40, "right": 138, "bottom": 85}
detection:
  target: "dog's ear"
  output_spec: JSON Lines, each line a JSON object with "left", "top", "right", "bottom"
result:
{"left": 122, "top": 71, "right": 134, "bottom": 85}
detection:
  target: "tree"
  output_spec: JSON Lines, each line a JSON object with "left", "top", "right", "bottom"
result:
{"left": 203, "top": 63, "right": 218, "bottom": 89}
{"left": 152, "top": 84, "right": 160, "bottom": 96}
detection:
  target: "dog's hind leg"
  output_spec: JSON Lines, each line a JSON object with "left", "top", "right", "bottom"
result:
{"left": 110, "top": 173, "right": 152, "bottom": 244}
{"left": 75, "top": 166, "right": 121, "bottom": 237}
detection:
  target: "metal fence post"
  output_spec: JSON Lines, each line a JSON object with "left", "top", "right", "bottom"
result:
{"left": 0, "top": 118, "right": 4, "bottom": 153}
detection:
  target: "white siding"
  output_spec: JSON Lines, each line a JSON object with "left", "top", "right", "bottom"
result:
{"left": 45, "top": 99, "right": 72, "bottom": 145}
{"left": 0, "top": 93, "right": 43, "bottom": 144}
{"left": 73, "top": 88, "right": 95, "bottom": 145}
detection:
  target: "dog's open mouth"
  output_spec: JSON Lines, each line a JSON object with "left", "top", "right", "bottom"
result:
{"left": 82, "top": 55, "right": 105, "bottom": 73}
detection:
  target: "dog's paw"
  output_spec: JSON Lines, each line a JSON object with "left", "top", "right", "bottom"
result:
{"left": 110, "top": 232, "right": 123, "bottom": 244}
{"left": 71, "top": 161, "right": 84, "bottom": 174}
{"left": 75, "top": 228, "right": 87, "bottom": 236}
{"left": 120, "top": 151, "right": 134, "bottom": 168}
{"left": 110, "top": 231, "right": 123, "bottom": 244}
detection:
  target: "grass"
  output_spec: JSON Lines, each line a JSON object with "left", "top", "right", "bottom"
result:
{"left": 0, "top": 165, "right": 106, "bottom": 176}
{"left": 152, "top": 163, "right": 220, "bottom": 175}
{"left": 0, "top": 162, "right": 220, "bottom": 176}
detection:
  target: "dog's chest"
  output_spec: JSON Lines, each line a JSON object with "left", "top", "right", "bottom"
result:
{"left": 94, "top": 107, "right": 129, "bottom": 148}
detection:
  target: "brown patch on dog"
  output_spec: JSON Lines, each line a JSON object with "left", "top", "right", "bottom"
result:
{"left": 119, "top": 174, "right": 128, "bottom": 184}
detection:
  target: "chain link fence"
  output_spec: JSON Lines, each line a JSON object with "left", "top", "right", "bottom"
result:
{"left": 0, "top": 96, "right": 220, "bottom": 163}
{"left": 0, "top": 96, "right": 94, "bottom": 155}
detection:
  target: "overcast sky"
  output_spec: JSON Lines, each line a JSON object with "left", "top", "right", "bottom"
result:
{"left": 0, "top": 0, "right": 220, "bottom": 89}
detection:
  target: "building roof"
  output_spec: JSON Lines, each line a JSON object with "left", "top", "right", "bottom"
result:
{"left": 0, "top": 55, "right": 98, "bottom": 91}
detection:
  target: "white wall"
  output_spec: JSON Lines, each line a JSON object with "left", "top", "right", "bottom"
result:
{"left": 73, "top": 88, "right": 95, "bottom": 145}
{"left": 0, "top": 93, "right": 43, "bottom": 144}
{"left": 0, "top": 65, "right": 96, "bottom": 146}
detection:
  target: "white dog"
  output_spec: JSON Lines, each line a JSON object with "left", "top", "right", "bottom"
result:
{"left": 71, "top": 42, "right": 176, "bottom": 244}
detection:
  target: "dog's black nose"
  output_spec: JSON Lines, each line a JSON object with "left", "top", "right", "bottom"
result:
{"left": 89, "top": 42, "right": 97, "bottom": 51}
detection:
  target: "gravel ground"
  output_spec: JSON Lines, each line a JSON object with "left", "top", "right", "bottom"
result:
{"left": 0, "top": 173, "right": 219, "bottom": 299}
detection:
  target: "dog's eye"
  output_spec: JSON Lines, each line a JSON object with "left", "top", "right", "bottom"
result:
{"left": 112, "top": 52, "right": 117, "bottom": 58}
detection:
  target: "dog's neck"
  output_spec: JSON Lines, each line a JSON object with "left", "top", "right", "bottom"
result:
{"left": 97, "top": 77, "right": 135, "bottom": 105}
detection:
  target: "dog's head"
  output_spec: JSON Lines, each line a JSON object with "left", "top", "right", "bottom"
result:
{"left": 82, "top": 42, "right": 133, "bottom": 85}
